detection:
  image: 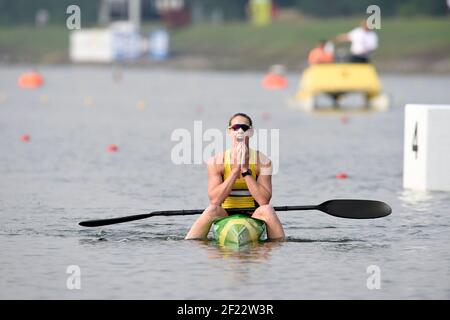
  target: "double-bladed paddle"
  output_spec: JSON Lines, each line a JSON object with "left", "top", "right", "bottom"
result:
{"left": 79, "top": 199, "right": 391, "bottom": 227}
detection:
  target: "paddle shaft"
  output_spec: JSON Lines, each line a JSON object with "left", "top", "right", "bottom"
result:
{"left": 79, "top": 205, "right": 319, "bottom": 227}
{"left": 135, "top": 205, "right": 317, "bottom": 216}
{"left": 79, "top": 200, "right": 391, "bottom": 227}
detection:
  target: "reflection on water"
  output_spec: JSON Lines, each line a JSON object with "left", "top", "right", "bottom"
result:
{"left": 284, "top": 236, "right": 364, "bottom": 243}
{"left": 215, "top": 241, "right": 282, "bottom": 260}
{"left": 192, "top": 240, "right": 284, "bottom": 283}
{"left": 190, "top": 239, "right": 282, "bottom": 262}
{"left": 396, "top": 189, "right": 450, "bottom": 230}
{"left": 398, "top": 189, "right": 436, "bottom": 212}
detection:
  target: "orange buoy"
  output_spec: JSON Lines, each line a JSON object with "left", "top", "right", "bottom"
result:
{"left": 262, "top": 74, "right": 288, "bottom": 90}
{"left": 262, "top": 64, "right": 288, "bottom": 90}
{"left": 137, "top": 100, "right": 146, "bottom": 111}
{"left": 18, "top": 72, "right": 44, "bottom": 89}
{"left": 84, "top": 96, "right": 94, "bottom": 107}
{"left": 107, "top": 144, "right": 118, "bottom": 153}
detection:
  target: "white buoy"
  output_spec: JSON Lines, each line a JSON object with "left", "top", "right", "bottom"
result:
{"left": 403, "top": 104, "right": 450, "bottom": 191}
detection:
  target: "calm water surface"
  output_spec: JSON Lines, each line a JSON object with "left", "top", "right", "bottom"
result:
{"left": 0, "top": 66, "right": 449, "bottom": 299}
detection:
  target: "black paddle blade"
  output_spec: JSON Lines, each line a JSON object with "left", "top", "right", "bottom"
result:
{"left": 318, "top": 199, "right": 392, "bottom": 219}
{"left": 78, "top": 209, "right": 205, "bottom": 227}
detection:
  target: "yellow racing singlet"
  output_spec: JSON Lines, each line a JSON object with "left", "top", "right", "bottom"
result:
{"left": 221, "top": 148, "right": 258, "bottom": 209}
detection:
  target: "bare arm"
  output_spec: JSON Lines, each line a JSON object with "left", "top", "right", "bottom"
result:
{"left": 243, "top": 153, "right": 272, "bottom": 206}
{"left": 207, "top": 156, "right": 240, "bottom": 206}
{"left": 244, "top": 174, "right": 272, "bottom": 206}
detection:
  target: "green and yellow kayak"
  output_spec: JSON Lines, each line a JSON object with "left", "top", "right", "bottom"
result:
{"left": 212, "top": 214, "right": 266, "bottom": 248}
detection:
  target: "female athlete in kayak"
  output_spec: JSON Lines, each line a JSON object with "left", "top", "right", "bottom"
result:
{"left": 185, "top": 113, "right": 285, "bottom": 240}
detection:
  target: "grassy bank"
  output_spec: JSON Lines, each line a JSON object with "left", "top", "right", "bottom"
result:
{"left": 1, "top": 17, "right": 449, "bottom": 72}
{"left": 0, "top": 25, "right": 70, "bottom": 64}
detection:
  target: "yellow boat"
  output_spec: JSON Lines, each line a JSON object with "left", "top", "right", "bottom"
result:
{"left": 291, "top": 63, "right": 390, "bottom": 112}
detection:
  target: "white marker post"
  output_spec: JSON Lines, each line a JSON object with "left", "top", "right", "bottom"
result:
{"left": 403, "top": 104, "right": 450, "bottom": 191}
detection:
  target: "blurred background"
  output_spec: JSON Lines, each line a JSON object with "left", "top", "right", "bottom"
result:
{"left": 0, "top": 0, "right": 449, "bottom": 72}
{"left": 1, "top": 0, "right": 450, "bottom": 299}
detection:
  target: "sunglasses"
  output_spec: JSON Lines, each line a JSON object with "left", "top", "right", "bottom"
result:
{"left": 228, "top": 124, "right": 252, "bottom": 132}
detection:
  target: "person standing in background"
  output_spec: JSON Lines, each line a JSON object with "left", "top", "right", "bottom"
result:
{"left": 335, "top": 20, "right": 378, "bottom": 63}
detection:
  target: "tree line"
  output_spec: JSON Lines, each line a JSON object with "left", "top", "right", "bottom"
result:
{"left": 0, "top": 0, "right": 447, "bottom": 26}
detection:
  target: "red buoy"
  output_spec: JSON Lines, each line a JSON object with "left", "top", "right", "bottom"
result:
{"left": 341, "top": 116, "right": 349, "bottom": 124}
{"left": 196, "top": 106, "right": 204, "bottom": 114}
{"left": 336, "top": 172, "right": 348, "bottom": 179}
{"left": 261, "top": 112, "right": 271, "bottom": 120}
{"left": 107, "top": 144, "right": 118, "bottom": 153}
{"left": 20, "top": 134, "right": 31, "bottom": 142}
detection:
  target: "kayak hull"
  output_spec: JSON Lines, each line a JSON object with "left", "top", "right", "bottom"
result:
{"left": 212, "top": 214, "right": 266, "bottom": 248}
